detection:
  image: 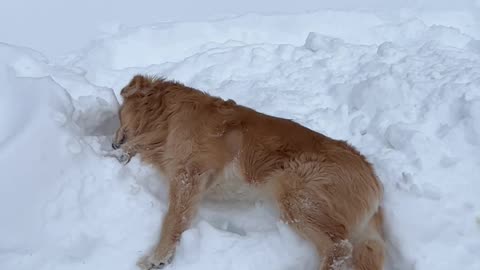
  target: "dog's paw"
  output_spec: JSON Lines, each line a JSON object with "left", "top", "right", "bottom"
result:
{"left": 108, "top": 148, "right": 132, "bottom": 165}
{"left": 137, "top": 251, "right": 174, "bottom": 270}
{"left": 117, "top": 152, "right": 132, "bottom": 165}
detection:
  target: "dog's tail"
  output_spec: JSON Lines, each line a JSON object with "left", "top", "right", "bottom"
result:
{"left": 352, "top": 208, "right": 386, "bottom": 270}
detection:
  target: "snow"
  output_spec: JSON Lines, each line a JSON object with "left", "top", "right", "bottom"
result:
{"left": 2, "top": 0, "right": 478, "bottom": 57}
{"left": 1, "top": 5, "right": 480, "bottom": 270}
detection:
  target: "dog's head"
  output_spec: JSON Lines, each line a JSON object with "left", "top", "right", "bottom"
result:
{"left": 112, "top": 74, "right": 159, "bottom": 150}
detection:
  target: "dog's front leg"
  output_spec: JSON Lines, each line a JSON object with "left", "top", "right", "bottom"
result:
{"left": 139, "top": 168, "right": 208, "bottom": 270}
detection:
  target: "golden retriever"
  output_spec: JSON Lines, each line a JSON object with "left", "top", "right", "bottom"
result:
{"left": 112, "top": 75, "right": 385, "bottom": 270}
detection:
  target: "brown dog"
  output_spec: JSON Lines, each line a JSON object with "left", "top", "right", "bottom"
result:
{"left": 113, "top": 75, "right": 385, "bottom": 270}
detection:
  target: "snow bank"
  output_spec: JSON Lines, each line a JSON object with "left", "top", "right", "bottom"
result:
{"left": 1, "top": 9, "right": 480, "bottom": 270}
{"left": 3, "top": 0, "right": 477, "bottom": 56}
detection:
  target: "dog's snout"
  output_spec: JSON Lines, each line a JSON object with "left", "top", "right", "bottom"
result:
{"left": 112, "top": 143, "right": 120, "bottom": 150}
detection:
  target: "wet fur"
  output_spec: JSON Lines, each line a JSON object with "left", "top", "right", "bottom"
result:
{"left": 114, "top": 75, "right": 386, "bottom": 270}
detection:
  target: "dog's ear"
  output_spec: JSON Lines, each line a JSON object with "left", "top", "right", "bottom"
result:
{"left": 121, "top": 75, "right": 153, "bottom": 98}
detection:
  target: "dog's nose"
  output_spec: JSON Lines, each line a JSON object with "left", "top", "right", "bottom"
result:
{"left": 112, "top": 143, "right": 120, "bottom": 149}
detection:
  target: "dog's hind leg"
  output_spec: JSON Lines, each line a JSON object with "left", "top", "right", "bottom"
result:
{"left": 351, "top": 210, "right": 385, "bottom": 270}
{"left": 270, "top": 158, "right": 355, "bottom": 270}
{"left": 277, "top": 194, "right": 353, "bottom": 270}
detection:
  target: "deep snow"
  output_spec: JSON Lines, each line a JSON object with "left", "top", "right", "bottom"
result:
{"left": 1, "top": 8, "right": 480, "bottom": 270}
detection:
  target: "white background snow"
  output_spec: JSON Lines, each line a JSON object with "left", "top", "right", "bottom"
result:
{"left": 1, "top": 1, "right": 480, "bottom": 270}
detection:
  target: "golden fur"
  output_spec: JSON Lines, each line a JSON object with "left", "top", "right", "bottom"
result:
{"left": 113, "top": 75, "right": 386, "bottom": 270}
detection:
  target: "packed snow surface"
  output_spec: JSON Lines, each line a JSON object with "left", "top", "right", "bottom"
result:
{"left": 1, "top": 9, "right": 480, "bottom": 270}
